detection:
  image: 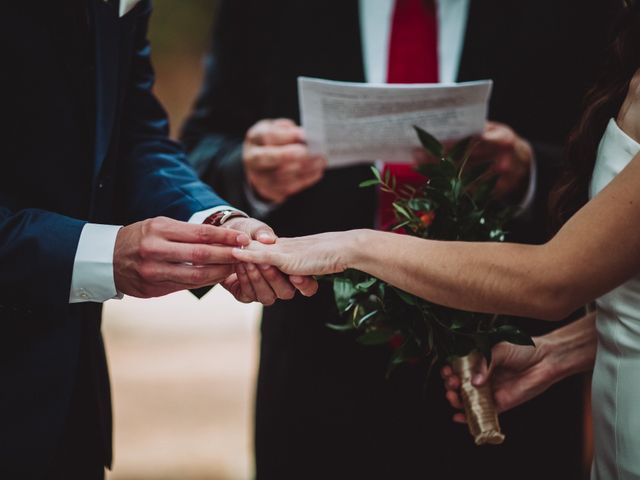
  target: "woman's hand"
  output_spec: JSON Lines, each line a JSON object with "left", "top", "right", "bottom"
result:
{"left": 231, "top": 231, "right": 364, "bottom": 277}
{"left": 442, "top": 312, "right": 597, "bottom": 423}
{"left": 441, "top": 341, "right": 552, "bottom": 423}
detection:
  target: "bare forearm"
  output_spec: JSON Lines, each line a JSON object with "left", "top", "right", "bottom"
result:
{"left": 347, "top": 230, "right": 568, "bottom": 320}
{"left": 342, "top": 153, "right": 640, "bottom": 320}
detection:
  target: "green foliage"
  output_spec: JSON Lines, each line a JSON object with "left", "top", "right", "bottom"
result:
{"left": 329, "top": 129, "right": 533, "bottom": 374}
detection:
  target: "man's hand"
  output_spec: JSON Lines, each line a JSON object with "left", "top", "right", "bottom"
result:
{"left": 221, "top": 216, "right": 319, "bottom": 303}
{"left": 471, "top": 121, "right": 533, "bottom": 201}
{"left": 114, "top": 217, "right": 249, "bottom": 298}
{"left": 243, "top": 118, "right": 327, "bottom": 204}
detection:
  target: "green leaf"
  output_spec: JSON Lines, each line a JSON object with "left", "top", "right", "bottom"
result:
{"left": 393, "top": 288, "right": 419, "bottom": 306}
{"left": 492, "top": 325, "right": 536, "bottom": 347}
{"left": 407, "top": 198, "right": 432, "bottom": 212}
{"left": 392, "top": 202, "right": 413, "bottom": 220}
{"left": 359, "top": 179, "right": 380, "bottom": 188}
{"left": 356, "top": 309, "right": 379, "bottom": 328}
{"left": 414, "top": 126, "right": 443, "bottom": 158}
{"left": 472, "top": 175, "right": 498, "bottom": 205}
{"left": 399, "top": 184, "right": 418, "bottom": 197}
{"left": 391, "top": 220, "right": 411, "bottom": 231}
{"left": 333, "top": 277, "right": 357, "bottom": 312}
{"left": 355, "top": 277, "right": 377, "bottom": 292}
{"left": 356, "top": 328, "right": 395, "bottom": 345}
{"left": 327, "top": 322, "right": 354, "bottom": 332}
{"left": 417, "top": 162, "right": 446, "bottom": 180}
{"left": 447, "top": 136, "right": 473, "bottom": 163}
{"left": 450, "top": 178, "right": 463, "bottom": 200}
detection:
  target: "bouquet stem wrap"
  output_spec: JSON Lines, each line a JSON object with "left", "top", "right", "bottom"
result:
{"left": 451, "top": 351, "right": 505, "bottom": 446}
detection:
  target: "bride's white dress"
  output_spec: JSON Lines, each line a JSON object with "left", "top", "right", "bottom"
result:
{"left": 590, "top": 119, "right": 640, "bottom": 480}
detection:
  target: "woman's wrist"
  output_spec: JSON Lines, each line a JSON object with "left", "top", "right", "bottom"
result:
{"left": 539, "top": 314, "right": 597, "bottom": 382}
{"left": 341, "top": 229, "right": 379, "bottom": 271}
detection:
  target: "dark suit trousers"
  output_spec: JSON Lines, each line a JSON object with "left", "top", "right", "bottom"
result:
{"left": 46, "top": 319, "right": 106, "bottom": 480}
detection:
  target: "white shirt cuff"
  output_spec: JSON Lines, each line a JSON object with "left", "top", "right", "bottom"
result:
{"left": 69, "top": 223, "right": 123, "bottom": 303}
{"left": 516, "top": 154, "right": 537, "bottom": 215}
{"left": 188, "top": 205, "right": 247, "bottom": 224}
{"left": 243, "top": 182, "right": 277, "bottom": 218}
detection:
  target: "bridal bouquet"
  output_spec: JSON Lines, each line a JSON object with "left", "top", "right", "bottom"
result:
{"left": 328, "top": 127, "right": 534, "bottom": 445}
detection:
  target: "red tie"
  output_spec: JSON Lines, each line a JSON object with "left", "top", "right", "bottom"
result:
{"left": 378, "top": 0, "right": 439, "bottom": 229}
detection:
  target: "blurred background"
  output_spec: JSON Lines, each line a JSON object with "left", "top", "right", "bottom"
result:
{"left": 104, "top": 2, "right": 262, "bottom": 479}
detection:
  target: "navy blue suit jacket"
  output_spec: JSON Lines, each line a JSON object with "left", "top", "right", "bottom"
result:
{"left": 0, "top": 1, "right": 227, "bottom": 475}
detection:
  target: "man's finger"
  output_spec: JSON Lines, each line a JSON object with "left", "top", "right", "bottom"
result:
{"left": 258, "top": 264, "right": 296, "bottom": 300}
{"left": 223, "top": 271, "right": 255, "bottom": 303}
{"left": 224, "top": 218, "right": 278, "bottom": 244}
{"left": 244, "top": 263, "right": 277, "bottom": 305}
{"left": 143, "top": 263, "right": 234, "bottom": 287}
{"left": 246, "top": 144, "right": 309, "bottom": 172}
{"left": 247, "top": 121, "right": 304, "bottom": 146}
{"left": 290, "top": 275, "right": 318, "bottom": 297}
{"left": 155, "top": 219, "right": 248, "bottom": 246}
{"left": 235, "top": 264, "right": 257, "bottom": 302}
{"left": 278, "top": 152, "right": 324, "bottom": 176}
{"left": 151, "top": 242, "right": 238, "bottom": 265}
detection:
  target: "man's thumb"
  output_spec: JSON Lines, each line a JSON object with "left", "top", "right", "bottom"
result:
{"left": 256, "top": 226, "right": 277, "bottom": 244}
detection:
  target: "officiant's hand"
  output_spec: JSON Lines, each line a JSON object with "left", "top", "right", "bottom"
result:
{"left": 441, "top": 340, "right": 552, "bottom": 421}
{"left": 471, "top": 121, "right": 533, "bottom": 201}
{"left": 243, "top": 118, "right": 327, "bottom": 204}
{"left": 414, "top": 121, "right": 533, "bottom": 202}
{"left": 220, "top": 216, "right": 319, "bottom": 303}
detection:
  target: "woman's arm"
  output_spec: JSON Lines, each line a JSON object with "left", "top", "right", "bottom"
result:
{"left": 442, "top": 311, "right": 597, "bottom": 418}
{"left": 234, "top": 72, "right": 640, "bottom": 320}
{"left": 233, "top": 148, "right": 640, "bottom": 320}
{"left": 349, "top": 141, "right": 640, "bottom": 320}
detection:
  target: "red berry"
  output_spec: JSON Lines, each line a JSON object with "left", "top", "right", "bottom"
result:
{"left": 420, "top": 211, "right": 435, "bottom": 226}
{"left": 389, "top": 333, "right": 405, "bottom": 349}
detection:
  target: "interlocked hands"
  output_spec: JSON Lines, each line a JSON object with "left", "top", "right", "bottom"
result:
{"left": 113, "top": 216, "right": 318, "bottom": 305}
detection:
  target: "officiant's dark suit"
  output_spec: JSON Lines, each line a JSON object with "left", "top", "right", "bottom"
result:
{"left": 182, "top": 1, "right": 619, "bottom": 478}
{"left": 0, "top": 1, "right": 231, "bottom": 478}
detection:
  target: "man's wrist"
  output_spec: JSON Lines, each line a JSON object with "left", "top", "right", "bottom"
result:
{"left": 203, "top": 209, "right": 249, "bottom": 226}
{"left": 188, "top": 206, "right": 246, "bottom": 225}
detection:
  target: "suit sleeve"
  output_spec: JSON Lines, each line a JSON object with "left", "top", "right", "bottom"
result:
{"left": 0, "top": 206, "right": 86, "bottom": 312}
{"left": 119, "top": 3, "right": 229, "bottom": 224}
{"left": 179, "top": 0, "right": 268, "bottom": 215}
